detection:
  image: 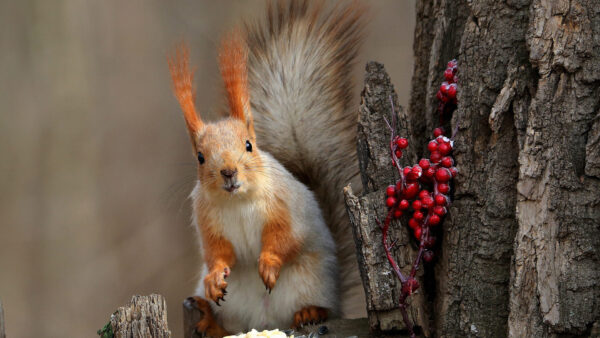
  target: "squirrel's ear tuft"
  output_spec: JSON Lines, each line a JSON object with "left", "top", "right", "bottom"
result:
{"left": 168, "top": 43, "right": 204, "bottom": 139}
{"left": 219, "top": 30, "right": 254, "bottom": 136}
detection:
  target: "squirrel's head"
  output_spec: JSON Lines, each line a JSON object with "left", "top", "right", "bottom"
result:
{"left": 168, "top": 33, "right": 263, "bottom": 199}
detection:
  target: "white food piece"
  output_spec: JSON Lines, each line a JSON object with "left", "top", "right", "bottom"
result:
{"left": 224, "top": 328, "right": 291, "bottom": 338}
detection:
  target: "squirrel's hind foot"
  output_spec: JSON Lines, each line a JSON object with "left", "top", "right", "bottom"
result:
{"left": 292, "top": 306, "right": 328, "bottom": 329}
{"left": 189, "top": 296, "right": 229, "bottom": 338}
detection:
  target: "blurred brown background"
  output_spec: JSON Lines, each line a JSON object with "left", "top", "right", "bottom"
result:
{"left": 0, "top": 1, "right": 414, "bottom": 336}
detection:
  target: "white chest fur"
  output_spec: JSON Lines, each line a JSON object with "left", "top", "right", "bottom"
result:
{"left": 217, "top": 199, "right": 266, "bottom": 265}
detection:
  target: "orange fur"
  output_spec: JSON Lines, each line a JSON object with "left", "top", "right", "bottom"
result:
{"left": 293, "top": 306, "right": 328, "bottom": 328}
{"left": 192, "top": 296, "right": 230, "bottom": 337}
{"left": 219, "top": 31, "right": 254, "bottom": 135}
{"left": 168, "top": 43, "right": 203, "bottom": 138}
{"left": 259, "top": 194, "right": 301, "bottom": 290}
{"left": 200, "top": 220, "right": 236, "bottom": 302}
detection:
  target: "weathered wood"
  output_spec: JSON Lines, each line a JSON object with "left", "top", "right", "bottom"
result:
{"left": 344, "top": 62, "right": 429, "bottom": 336}
{"left": 0, "top": 299, "right": 6, "bottom": 338}
{"left": 110, "top": 294, "right": 171, "bottom": 338}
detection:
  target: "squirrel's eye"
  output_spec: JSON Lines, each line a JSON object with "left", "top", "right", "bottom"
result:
{"left": 197, "top": 152, "right": 205, "bottom": 164}
{"left": 245, "top": 140, "right": 252, "bottom": 152}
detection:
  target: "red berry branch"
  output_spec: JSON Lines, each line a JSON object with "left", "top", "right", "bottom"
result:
{"left": 378, "top": 60, "right": 458, "bottom": 338}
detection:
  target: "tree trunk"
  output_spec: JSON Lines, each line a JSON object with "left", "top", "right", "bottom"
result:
{"left": 408, "top": 0, "right": 600, "bottom": 337}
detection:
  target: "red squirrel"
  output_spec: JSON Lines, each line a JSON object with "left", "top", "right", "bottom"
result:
{"left": 168, "top": 1, "right": 365, "bottom": 336}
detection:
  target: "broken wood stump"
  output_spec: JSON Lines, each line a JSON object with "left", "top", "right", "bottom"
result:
{"left": 344, "top": 62, "right": 430, "bottom": 336}
{"left": 106, "top": 294, "right": 171, "bottom": 338}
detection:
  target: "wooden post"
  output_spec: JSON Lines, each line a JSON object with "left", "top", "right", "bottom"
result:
{"left": 109, "top": 294, "right": 171, "bottom": 338}
{"left": 0, "top": 299, "right": 6, "bottom": 338}
{"left": 344, "top": 62, "right": 430, "bottom": 336}
{"left": 182, "top": 297, "right": 203, "bottom": 338}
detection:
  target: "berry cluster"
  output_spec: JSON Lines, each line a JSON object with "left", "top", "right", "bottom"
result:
{"left": 436, "top": 60, "right": 458, "bottom": 124}
{"left": 386, "top": 131, "right": 456, "bottom": 250}
{"left": 378, "top": 60, "right": 459, "bottom": 338}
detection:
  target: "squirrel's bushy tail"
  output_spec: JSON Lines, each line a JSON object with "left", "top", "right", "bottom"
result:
{"left": 245, "top": 1, "right": 366, "bottom": 317}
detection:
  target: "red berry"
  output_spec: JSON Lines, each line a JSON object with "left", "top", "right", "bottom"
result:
{"left": 419, "top": 190, "right": 430, "bottom": 200}
{"left": 412, "top": 200, "right": 422, "bottom": 210}
{"left": 413, "top": 227, "right": 422, "bottom": 240}
{"left": 399, "top": 199, "right": 410, "bottom": 210}
{"left": 440, "top": 82, "right": 449, "bottom": 95}
{"left": 439, "top": 142, "right": 451, "bottom": 156}
{"left": 413, "top": 211, "right": 424, "bottom": 221}
{"left": 430, "top": 151, "right": 442, "bottom": 163}
{"left": 436, "top": 90, "right": 444, "bottom": 101}
{"left": 423, "top": 250, "right": 435, "bottom": 263}
{"left": 394, "top": 210, "right": 403, "bottom": 218}
{"left": 410, "top": 165, "right": 423, "bottom": 178}
{"left": 449, "top": 166, "right": 459, "bottom": 177}
{"left": 441, "top": 156, "right": 454, "bottom": 168}
{"left": 422, "top": 197, "right": 434, "bottom": 208}
{"left": 447, "top": 83, "right": 457, "bottom": 99}
{"left": 386, "top": 197, "right": 397, "bottom": 208}
{"left": 434, "top": 194, "right": 447, "bottom": 206}
{"left": 395, "top": 150, "right": 403, "bottom": 158}
{"left": 405, "top": 183, "right": 419, "bottom": 199}
{"left": 419, "top": 158, "right": 430, "bottom": 170}
{"left": 439, "top": 93, "right": 449, "bottom": 103}
{"left": 396, "top": 137, "right": 408, "bottom": 149}
{"left": 429, "top": 214, "right": 441, "bottom": 225}
{"left": 425, "top": 167, "right": 436, "bottom": 178}
{"left": 408, "top": 218, "right": 420, "bottom": 229}
{"left": 428, "top": 141, "right": 439, "bottom": 152}
{"left": 438, "top": 183, "right": 450, "bottom": 194}
{"left": 425, "top": 236, "right": 436, "bottom": 248}
{"left": 392, "top": 159, "right": 396, "bottom": 167}
{"left": 433, "top": 205, "right": 447, "bottom": 216}
{"left": 395, "top": 180, "right": 403, "bottom": 191}
{"left": 447, "top": 60, "right": 457, "bottom": 68}
{"left": 403, "top": 166, "right": 412, "bottom": 176}
{"left": 437, "top": 135, "right": 449, "bottom": 143}
{"left": 433, "top": 127, "right": 444, "bottom": 137}
{"left": 386, "top": 185, "right": 396, "bottom": 197}
{"left": 444, "top": 68, "right": 454, "bottom": 81}
{"left": 435, "top": 168, "right": 451, "bottom": 182}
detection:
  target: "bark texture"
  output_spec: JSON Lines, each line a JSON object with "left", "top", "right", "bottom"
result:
{"left": 344, "top": 62, "right": 429, "bottom": 335}
{"left": 408, "top": 0, "right": 600, "bottom": 337}
{"left": 509, "top": 1, "right": 600, "bottom": 336}
{"left": 110, "top": 294, "right": 171, "bottom": 338}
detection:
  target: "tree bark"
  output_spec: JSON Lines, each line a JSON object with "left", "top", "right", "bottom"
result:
{"left": 509, "top": 1, "right": 600, "bottom": 336}
{"left": 408, "top": 0, "right": 600, "bottom": 337}
{"left": 344, "top": 62, "right": 429, "bottom": 336}
{"left": 110, "top": 294, "right": 171, "bottom": 338}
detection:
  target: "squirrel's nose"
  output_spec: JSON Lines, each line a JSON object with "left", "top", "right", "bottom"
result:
{"left": 220, "top": 168, "right": 238, "bottom": 179}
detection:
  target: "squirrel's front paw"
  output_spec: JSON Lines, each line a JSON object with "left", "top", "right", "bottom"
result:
{"left": 204, "top": 266, "right": 230, "bottom": 305}
{"left": 258, "top": 252, "right": 282, "bottom": 292}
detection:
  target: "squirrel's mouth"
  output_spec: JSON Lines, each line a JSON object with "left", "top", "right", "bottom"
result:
{"left": 223, "top": 182, "right": 241, "bottom": 193}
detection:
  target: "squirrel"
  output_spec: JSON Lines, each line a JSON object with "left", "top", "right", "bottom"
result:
{"left": 168, "top": 1, "right": 365, "bottom": 336}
